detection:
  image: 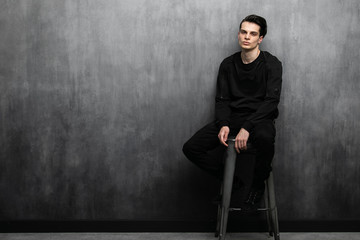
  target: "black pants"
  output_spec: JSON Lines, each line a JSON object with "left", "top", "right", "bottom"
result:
{"left": 182, "top": 118, "right": 276, "bottom": 189}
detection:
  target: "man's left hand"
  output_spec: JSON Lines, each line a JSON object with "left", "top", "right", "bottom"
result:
{"left": 235, "top": 128, "right": 249, "bottom": 153}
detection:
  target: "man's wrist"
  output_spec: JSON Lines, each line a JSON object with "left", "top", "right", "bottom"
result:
{"left": 240, "top": 128, "right": 249, "bottom": 133}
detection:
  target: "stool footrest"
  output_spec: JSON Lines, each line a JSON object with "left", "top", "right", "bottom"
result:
{"left": 229, "top": 207, "right": 273, "bottom": 211}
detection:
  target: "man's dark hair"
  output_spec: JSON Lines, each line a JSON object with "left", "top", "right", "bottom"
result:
{"left": 240, "top": 14, "right": 267, "bottom": 38}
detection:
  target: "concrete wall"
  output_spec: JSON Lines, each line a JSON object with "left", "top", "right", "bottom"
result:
{"left": 1, "top": 0, "right": 359, "bottom": 221}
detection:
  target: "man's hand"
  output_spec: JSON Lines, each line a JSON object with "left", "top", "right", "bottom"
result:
{"left": 235, "top": 128, "right": 249, "bottom": 153}
{"left": 218, "top": 126, "right": 230, "bottom": 147}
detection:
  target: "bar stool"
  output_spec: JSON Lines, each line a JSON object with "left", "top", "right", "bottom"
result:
{"left": 215, "top": 138, "right": 280, "bottom": 240}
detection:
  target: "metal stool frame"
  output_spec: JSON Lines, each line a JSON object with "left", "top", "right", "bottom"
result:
{"left": 215, "top": 139, "right": 280, "bottom": 240}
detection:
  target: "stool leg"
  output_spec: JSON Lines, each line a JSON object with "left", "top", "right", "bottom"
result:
{"left": 215, "top": 184, "right": 223, "bottom": 237}
{"left": 218, "top": 143, "right": 237, "bottom": 240}
{"left": 268, "top": 172, "right": 280, "bottom": 240}
{"left": 264, "top": 180, "right": 273, "bottom": 237}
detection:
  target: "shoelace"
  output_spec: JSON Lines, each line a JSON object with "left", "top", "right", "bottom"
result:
{"left": 245, "top": 191, "right": 260, "bottom": 205}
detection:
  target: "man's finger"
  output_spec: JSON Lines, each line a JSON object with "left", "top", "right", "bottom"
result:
{"left": 222, "top": 136, "right": 228, "bottom": 147}
{"left": 219, "top": 134, "right": 228, "bottom": 147}
{"left": 223, "top": 133, "right": 228, "bottom": 143}
{"left": 235, "top": 140, "right": 240, "bottom": 153}
{"left": 240, "top": 139, "right": 247, "bottom": 150}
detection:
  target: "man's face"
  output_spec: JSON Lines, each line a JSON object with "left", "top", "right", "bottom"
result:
{"left": 238, "top": 21, "right": 263, "bottom": 51}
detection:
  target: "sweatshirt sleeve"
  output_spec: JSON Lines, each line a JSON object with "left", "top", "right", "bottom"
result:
{"left": 215, "top": 60, "right": 232, "bottom": 128}
{"left": 242, "top": 57, "right": 283, "bottom": 132}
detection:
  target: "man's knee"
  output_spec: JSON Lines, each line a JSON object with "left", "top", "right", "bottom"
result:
{"left": 252, "top": 128, "right": 275, "bottom": 149}
{"left": 182, "top": 140, "right": 196, "bottom": 161}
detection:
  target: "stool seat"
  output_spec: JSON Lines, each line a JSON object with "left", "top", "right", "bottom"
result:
{"left": 215, "top": 138, "right": 280, "bottom": 240}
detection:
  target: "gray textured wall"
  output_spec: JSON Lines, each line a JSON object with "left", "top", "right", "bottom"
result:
{"left": 0, "top": 0, "right": 359, "bottom": 221}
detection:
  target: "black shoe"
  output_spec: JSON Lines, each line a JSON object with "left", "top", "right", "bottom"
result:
{"left": 242, "top": 186, "right": 265, "bottom": 212}
{"left": 244, "top": 187, "right": 265, "bottom": 205}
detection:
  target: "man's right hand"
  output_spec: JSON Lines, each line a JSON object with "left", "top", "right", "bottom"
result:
{"left": 218, "top": 126, "right": 230, "bottom": 147}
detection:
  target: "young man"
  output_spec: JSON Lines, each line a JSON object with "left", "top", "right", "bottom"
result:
{"left": 183, "top": 15, "right": 282, "bottom": 208}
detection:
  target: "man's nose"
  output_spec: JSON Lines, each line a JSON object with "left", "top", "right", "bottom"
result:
{"left": 245, "top": 33, "right": 250, "bottom": 39}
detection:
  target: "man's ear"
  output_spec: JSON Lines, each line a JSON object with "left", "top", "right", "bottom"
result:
{"left": 258, "top": 36, "right": 264, "bottom": 44}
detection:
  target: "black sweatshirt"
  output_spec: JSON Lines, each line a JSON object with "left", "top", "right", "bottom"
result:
{"left": 215, "top": 51, "right": 282, "bottom": 132}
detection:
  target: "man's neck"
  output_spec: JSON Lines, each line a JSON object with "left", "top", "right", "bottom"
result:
{"left": 241, "top": 48, "right": 260, "bottom": 64}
